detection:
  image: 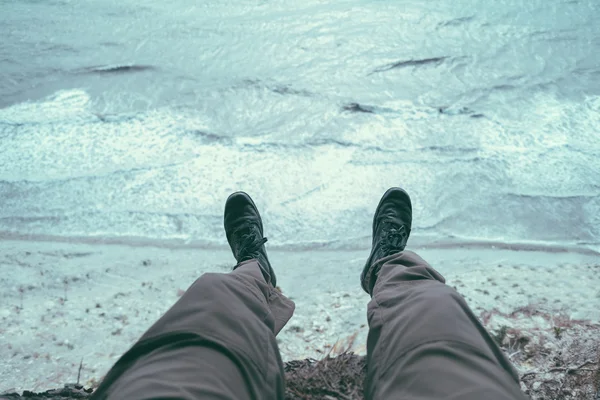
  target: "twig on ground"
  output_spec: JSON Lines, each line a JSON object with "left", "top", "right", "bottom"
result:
{"left": 77, "top": 359, "right": 83, "bottom": 385}
{"left": 549, "top": 360, "right": 598, "bottom": 374}
{"left": 521, "top": 371, "right": 537, "bottom": 380}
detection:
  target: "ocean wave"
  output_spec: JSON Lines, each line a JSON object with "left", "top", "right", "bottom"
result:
{"left": 0, "top": 89, "right": 95, "bottom": 124}
{"left": 1, "top": 89, "right": 599, "bottom": 248}
{"left": 76, "top": 64, "right": 157, "bottom": 75}
{"left": 0, "top": 188, "right": 597, "bottom": 250}
{"left": 370, "top": 56, "right": 450, "bottom": 74}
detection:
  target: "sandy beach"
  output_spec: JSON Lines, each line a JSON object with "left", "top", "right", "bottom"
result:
{"left": 1, "top": 238, "right": 598, "bottom": 394}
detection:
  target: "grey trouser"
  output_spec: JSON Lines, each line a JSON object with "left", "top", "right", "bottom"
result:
{"left": 90, "top": 252, "right": 527, "bottom": 400}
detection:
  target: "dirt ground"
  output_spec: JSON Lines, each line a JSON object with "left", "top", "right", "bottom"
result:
{"left": 2, "top": 312, "right": 598, "bottom": 400}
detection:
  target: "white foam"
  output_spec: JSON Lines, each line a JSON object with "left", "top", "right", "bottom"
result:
{"left": 0, "top": 90, "right": 598, "bottom": 249}
{"left": 0, "top": 89, "right": 95, "bottom": 125}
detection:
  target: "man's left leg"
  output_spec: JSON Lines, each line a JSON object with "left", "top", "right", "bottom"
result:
{"left": 91, "top": 192, "right": 294, "bottom": 400}
{"left": 90, "top": 260, "right": 294, "bottom": 400}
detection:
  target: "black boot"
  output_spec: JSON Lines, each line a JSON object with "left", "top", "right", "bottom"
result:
{"left": 224, "top": 191, "right": 276, "bottom": 287}
{"left": 361, "top": 187, "right": 412, "bottom": 295}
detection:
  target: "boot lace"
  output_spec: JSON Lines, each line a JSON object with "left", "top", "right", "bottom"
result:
{"left": 381, "top": 224, "right": 408, "bottom": 257}
{"left": 233, "top": 228, "right": 268, "bottom": 262}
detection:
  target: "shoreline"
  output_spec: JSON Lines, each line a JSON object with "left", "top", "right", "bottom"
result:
{"left": 1, "top": 231, "right": 598, "bottom": 255}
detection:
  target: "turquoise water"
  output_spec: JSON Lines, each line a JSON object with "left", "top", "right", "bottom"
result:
{"left": 1, "top": 0, "right": 599, "bottom": 250}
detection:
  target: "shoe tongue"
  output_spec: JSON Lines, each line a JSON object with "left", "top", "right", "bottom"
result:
{"left": 387, "top": 228, "right": 406, "bottom": 247}
{"left": 377, "top": 216, "right": 402, "bottom": 234}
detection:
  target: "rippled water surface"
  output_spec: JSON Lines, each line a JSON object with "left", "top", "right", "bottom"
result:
{"left": 1, "top": 0, "right": 599, "bottom": 249}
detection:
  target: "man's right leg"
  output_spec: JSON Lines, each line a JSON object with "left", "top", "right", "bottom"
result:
{"left": 361, "top": 188, "right": 527, "bottom": 400}
{"left": 364, "top": 251, "right": 527, "bottom": 400}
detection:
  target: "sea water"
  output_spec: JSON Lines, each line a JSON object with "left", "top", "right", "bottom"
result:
{"left": 1, "top": 0, "right": 599, "bottom": 251}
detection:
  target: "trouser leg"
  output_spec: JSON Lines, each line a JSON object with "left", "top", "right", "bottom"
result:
{"left": 365, "top": 251, "right": 527, "bottom": 400}
{"left": 90, "top": 259, "right": 295, "bottom": 400}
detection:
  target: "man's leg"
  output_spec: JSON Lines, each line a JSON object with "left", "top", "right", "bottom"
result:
{"left": 91, "top": 260, "right": 294, "bottom": 400}
{"left": 92, "top": 192, "right": 294, "bottom": 399}
{"left": 361, "top": 188, "right": 526, "bottom": 399}
{"left": 365, "top": 251, "right": 526, "bottom": 400}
